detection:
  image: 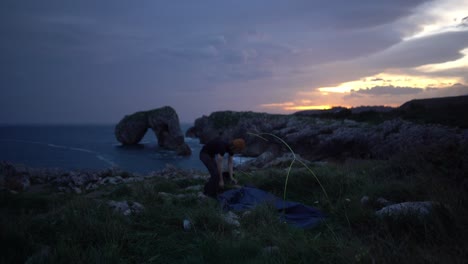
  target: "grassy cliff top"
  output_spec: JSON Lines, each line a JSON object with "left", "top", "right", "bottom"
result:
{"left": 3, "top": 150, "right": 467, "bottom": 263}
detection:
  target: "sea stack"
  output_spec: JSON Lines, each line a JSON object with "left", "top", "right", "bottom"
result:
{"left": 115, "top": 106, "right": 191, "bottom": 156}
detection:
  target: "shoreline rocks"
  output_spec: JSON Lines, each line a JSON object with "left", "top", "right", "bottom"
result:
{"left": 107, "top": 200, "right": 145, "bottom": 216}
{"left": 376, "top": 201, "right": 435, "bottom": 219}
{"left": 187, "top": 110, "right": 468, "bottom": 169}
{"left": 0, "top": 162, "right": 206, "bottom": 194}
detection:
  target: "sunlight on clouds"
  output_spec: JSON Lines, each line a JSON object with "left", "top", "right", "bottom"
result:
{"left": 260, "top": 101, "right": 333, "bottom": 112}
{"left": 260, "top": 102, "right": 295, "bottom": 108}
{"left": 416, "top": 48, "right": 468, "bottom": 72}
{"left": 318, "top": 86, "right": 352, "bottom": 93}
{"left": 283, "top": 105, "right": 332, "bottom": 111}
{"left": 260, "top": 71, "right": 462, "bottom": 113}
{"left": 404, "top": 0, "right": 468, "bottom": 40}
{"left": 317, "top": 72, "right": 463, "bottom": 94}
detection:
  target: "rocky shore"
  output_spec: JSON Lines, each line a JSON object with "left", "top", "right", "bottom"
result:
{"left": 187, "top": 111, "right": 468, "bottom": 170}
{"left": 3, "top": 96, "right": 468, "bottom": 193}
{"left": 0, "top": 161, "right": 207, "bottom": 194}
{"left": 111, "top": 95, "right": 468, "bottom": 171}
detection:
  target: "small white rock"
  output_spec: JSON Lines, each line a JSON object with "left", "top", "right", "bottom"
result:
{"left": 183, "top": 219, "right": 191, "bottom": 231}
{"left": 123, "top": 209, "right": 132, "bottom": 216}
{"left": 223, "top": 211, "right": 240, "bottom": 227}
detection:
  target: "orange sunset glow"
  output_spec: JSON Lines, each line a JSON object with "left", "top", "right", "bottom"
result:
{"left": 256, "top": 3, "right": 468, "bottom": 115}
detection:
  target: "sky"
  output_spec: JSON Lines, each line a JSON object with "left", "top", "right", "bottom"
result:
{"left": 1, "top": 0, "right": 468, "bottom": 124}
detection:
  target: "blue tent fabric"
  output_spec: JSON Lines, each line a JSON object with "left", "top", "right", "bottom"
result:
{"left": 218, "top": 186, "right": 326, "bottom": 229}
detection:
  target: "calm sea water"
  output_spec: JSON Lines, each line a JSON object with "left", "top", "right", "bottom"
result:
{"left": 0, "top": 124, "right": 207, "bottom": 173}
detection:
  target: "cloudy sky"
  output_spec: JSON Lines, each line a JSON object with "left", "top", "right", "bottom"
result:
{"left": 1, "top": 0, "right": 467, "bottom": 124}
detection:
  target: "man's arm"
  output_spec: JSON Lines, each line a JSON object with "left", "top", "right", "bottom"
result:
{"left": 228, "top": 155, "right": 237, "bottom": 184}
{"left": 216, "top": 154, "right": 224, "bottom": 188}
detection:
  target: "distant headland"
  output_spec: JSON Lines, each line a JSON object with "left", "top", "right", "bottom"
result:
{"left": 114, "top": 95, "right": 468, "bottom": 168}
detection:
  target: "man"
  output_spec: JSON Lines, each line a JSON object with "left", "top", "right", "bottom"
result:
{"left": 199, "top": 137, "right": 245, "bottom": 197}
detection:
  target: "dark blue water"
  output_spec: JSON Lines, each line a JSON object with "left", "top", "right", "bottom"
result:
{"left": 0, "top": 124, "right": 205, "bottom": 173}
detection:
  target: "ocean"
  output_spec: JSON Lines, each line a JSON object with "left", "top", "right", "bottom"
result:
{"left": 0, "top": 124, "right": 208, "bottom": 173}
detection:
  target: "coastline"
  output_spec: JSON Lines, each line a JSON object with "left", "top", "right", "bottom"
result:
{"left": 0, "top": 161, "right": 208, "bottom": 194}
{"left": 0, "top": 124, "right": 205, "bottom": 173}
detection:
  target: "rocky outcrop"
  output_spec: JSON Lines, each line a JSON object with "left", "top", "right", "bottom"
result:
{"left": 0, "top": 162, "right": 207, "bottom": 194}
{"left": 376, "top": 201, "right": 435, "bottom": 219}
{"left": 398, "top": 94, "right": 468, "bottom": 128}
{"left": 186, "top": 111, "right": 290, "bottom": 156}
{"left": 236, "top": 153, "right": 312, "bottom": 170}
{"left": 188, "top": 110, "right": 468, "bottom": 168}
{"left": 107, "top": 200, "right": 145, "bottom": 216}
{"left": 0, "top": 162, "right": 30, "bottom": 191}
{"left": 115, "top": 106, "right": 191, "bottom": 156}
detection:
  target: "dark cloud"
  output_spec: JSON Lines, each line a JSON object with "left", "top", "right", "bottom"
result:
{"left": 162, "top": 46, "right": 219, "bottom": 61}
{"left": 365, "top": 31, "right": 468, "bottom": 69}
{"left": 417, "top": 66, "right": 468, "bottom": 81}
{"left": 291, "top": 28, "right": 468, "bottom": 93}
{"left": 225, "top": 68, "right": 273, "bottom": 81}
{"left": 343, "top": 84, "right": 468, "bottom": 105}
{"left": 351, "top": 86, "right": 424, "bottom": 96}
{"left": 320, "top": 0, "right": 430, "bottom": 30}
{"left": 432, "top": 83, "right": 468, "bottom": 97}
{"left": 460, "top": 16, "right": 468, "bottom": 27}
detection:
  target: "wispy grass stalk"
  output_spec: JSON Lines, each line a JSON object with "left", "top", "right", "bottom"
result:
{"left": 247, "top": 132, "right": 330, "bottom": 203}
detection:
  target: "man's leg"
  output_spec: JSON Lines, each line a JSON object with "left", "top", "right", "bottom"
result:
{"left": 200, "top": 152, "right": 219, "bottom": 197}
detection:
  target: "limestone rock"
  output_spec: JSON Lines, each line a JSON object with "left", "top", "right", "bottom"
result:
{"left": 247, "top": 151, "right": 275, "bottom": 167}
{"left": 107, "top": 200, "right": 145, "bottom": 216}
{"left": 183, "top": 219, "right": 192, "bottom": 231}
{"left": 72, "top": 187, "right": 82, "bottom": 194}
{"left": 130, "top": 202, "right": 145, "bottom": 214}
{"left": 101, "top": 176, "right": 124, "bottom": 185}
{"left": 115, "top": 106, "right": 191, "bottom": 156}
{"left": 1, "top": 162, "right": 30, "bottom": 192}
{"left": 175, "top": 144, "right": 192, "bottom": 156}
{"left": 223, "top": 211, "right": 240, "bottom": 227}
{"left": 184, "top": 185, "right": 203, "bottom": 192}
{"left": 115, "top": 111, "right": 149, "bottom": 145}
{"left": 376, "top": 201, "right": 434, "bottom": 219}
{"left": 1, "top": 163, "right": 153, "bottom": 193}
{"left": 187, "top": 111, "right": 290, "bottom": 156}
{"left": 375, "top": 197, "right": 392, "bottom": 207}
{"left": 188, "top": 109, "right": 468, "bottom": 162}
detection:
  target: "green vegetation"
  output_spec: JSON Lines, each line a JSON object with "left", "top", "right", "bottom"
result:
{"left": 2, "top": 150, "right": 467, "bottom": 263}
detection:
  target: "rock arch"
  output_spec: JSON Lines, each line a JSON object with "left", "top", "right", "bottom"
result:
{"left": 115, "top": 106, "right": 191, "bottom": 156}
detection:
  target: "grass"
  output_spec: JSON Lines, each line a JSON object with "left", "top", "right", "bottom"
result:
{"left": 1, "top": 153, "right": 467, "bottom": 263}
